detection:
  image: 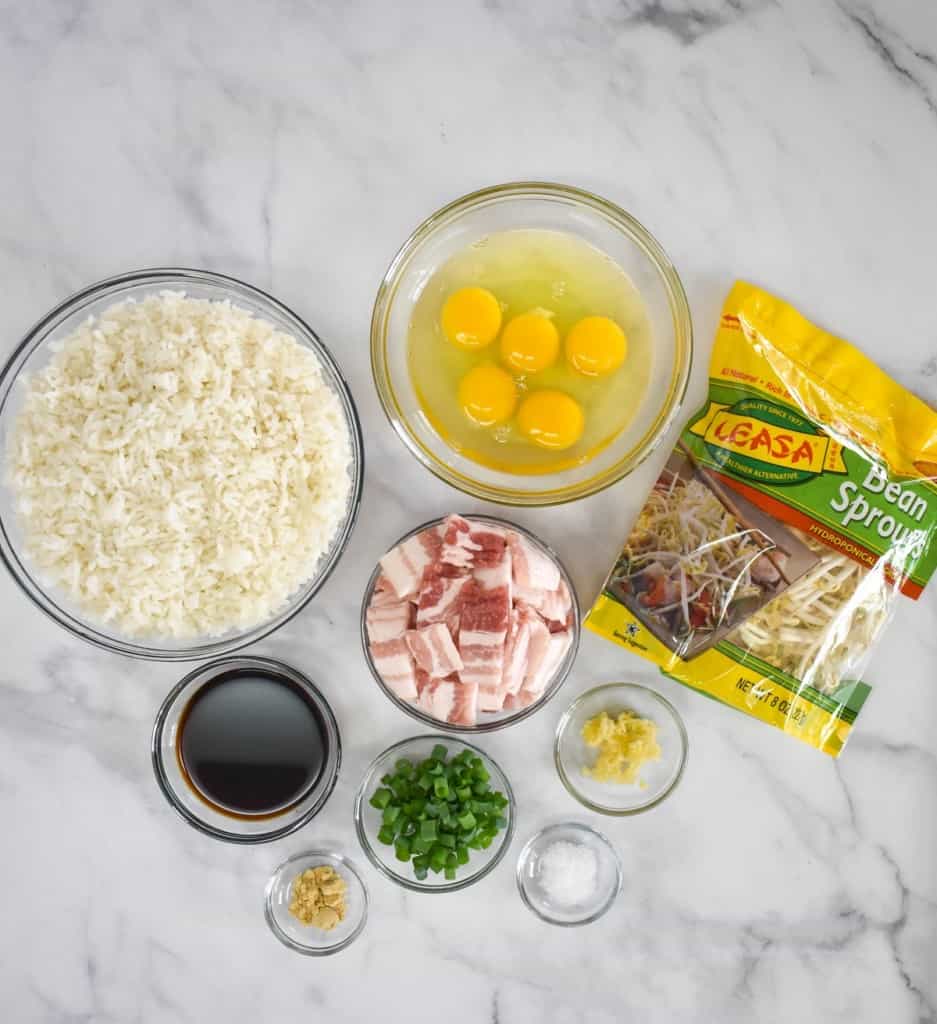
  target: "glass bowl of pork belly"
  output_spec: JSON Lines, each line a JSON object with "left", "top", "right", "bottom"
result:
{"left": 360, "top": 513, "right": 580, "bottom": 732}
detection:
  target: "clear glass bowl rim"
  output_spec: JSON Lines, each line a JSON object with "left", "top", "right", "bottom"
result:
{"left": 353, "top": 733, "right": 516, "bottom": 893}
{"left": 0, "top": 266, "right": 365, "bottom": 661}
{"left": 264, "top": 849, "right": 370, "bottom": 956}
{"left": 515, "top": 820, "right": 623, "bottom": 926}
{"left": 370, "top": 180, "right": 693, "bottom": 506}
{"left": 151, "top": 655, "right": 342, "bottom": 844}
{"left": 359, "top": 513, "right": 581, "bottom": 733}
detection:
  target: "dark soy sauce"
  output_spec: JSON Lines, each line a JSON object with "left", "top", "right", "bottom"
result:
{"left": 177, "top": 668, "right": 328, "bottom": 817}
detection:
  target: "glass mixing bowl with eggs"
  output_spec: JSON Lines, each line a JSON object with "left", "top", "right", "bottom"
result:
{"left": 371, "top": 182, "right": 693, "bottom": 506}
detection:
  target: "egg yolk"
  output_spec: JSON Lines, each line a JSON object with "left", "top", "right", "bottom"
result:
{"left": 458, "top": 365, "right": 517, "bottom": 427}
{"left": 565, "top": 316, "right": 627, "bottom": 376}
{"left": 441, "top": 287, "right": 502, "bottom": 350}
{"left": 499, "top": 312, "right": 560, "bottom": 374}
{"left": 517, "top": 390, "right": 585, "bottom": 451}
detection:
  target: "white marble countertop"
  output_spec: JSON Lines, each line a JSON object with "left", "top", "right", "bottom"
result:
{"left": 2, "top": 2, "right": 936, "bottom": 1022}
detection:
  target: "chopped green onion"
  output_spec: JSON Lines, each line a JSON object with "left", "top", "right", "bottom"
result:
{"left": 370, "top": 748, "right": 508, "bottom": 883}
{"left": 369, "top": 787, "right": 392, "bottom": 810}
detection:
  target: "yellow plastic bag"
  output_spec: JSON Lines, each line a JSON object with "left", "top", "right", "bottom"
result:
{"left": 586, "top": 282, "right": 937, "bottom": 756}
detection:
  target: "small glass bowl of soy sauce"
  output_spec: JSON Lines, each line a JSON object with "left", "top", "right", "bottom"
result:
{"left": 152, "top": 656, "right": 341, "bottom": 843}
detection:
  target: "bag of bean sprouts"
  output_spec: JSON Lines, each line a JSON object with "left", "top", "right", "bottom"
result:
{"left": 586, "top": 281, "right": 937, "bottom": 756}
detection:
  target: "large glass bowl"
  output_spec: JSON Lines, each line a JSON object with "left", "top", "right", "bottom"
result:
{"left": 0, "top": 268, "right": 364, "bottom": 660}
{"left": 371, "top": 182, "right": 692, "bottom": 506}
{"left": 360, "top": 514, "right": 580, "bottom": 733}
{"left": 353, "top": 735, "right": 515, "bottom": 893}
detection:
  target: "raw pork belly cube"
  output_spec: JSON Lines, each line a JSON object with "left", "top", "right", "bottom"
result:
{"left": 501, "top": 609, "right": 532, "bottom": 696}
{"left": 459, "top": 610, "right": 508, "bottom": 690}
{"left": 370, "top": 572, "right": 399, "bottom": 605}
{"left": 379, "top": 527, "right": 441, "bottom": 599}
{"left": 366, "top": 600, "right": 413, "bottom": 643}
{"left": 508, "top": 531, "right": 561, "bottom": 593}
{"left": 514, "top": 578, "right": 572, "bottom": 626}
{"left": 417, "top": 677, "right": 457, "bottom": 722}
{"left": 468, "top": 524, "right": 509, "bottom": 569}
{"left": 478, "top": 608, "right": 532, "bottom": 712}
{"left": 416, "top": 572, "right": 474, "bottom": 632}
{"left": 440, "top": 514, "right": 481, "bottom": 568}
{"left": 405, "top": 623, "right": 464, "bottom": 677}
{"left": 414, "top": 670, "right": 478, "bottom": 728}
{"left": 521, "top": 608, "right": 553, "bottom": 683}
{"left": 449, "top": 679, "right": 479, "bottom": 727}
{"left": 441, "top": 514, "right": 508, "bottom": 570}
{"left": 459, "top": 553, "right": 512, "bottom": 691}
{"left": 523, "top": 628, "right": 572, "bottom": 697}
{"left": 537, "top": 579, "right": 573, "bottom": 628}
{"left": 503, "top": 689, "right": 542, "bottom": 711}
{"left": 473, "top": 544, "right": 512, "bottom": 605}
{"left": 369, "top": 637, "right": 419, "bottom": 701}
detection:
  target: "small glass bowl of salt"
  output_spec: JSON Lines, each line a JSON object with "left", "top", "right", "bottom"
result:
{"left": 515, "top": 822, "right": 621, "bottom": 926}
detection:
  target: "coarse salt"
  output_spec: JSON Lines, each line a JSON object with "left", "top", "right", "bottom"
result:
{"left": 538, "top": 839, "right": 597, "bottom": 906}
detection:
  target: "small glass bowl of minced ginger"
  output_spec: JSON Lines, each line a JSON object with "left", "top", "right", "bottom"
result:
{"left": 554, "top": 682, "right": 688, "bottom": 815}
{"left": 264, "top": 851, "right": 369, "bottom": 955}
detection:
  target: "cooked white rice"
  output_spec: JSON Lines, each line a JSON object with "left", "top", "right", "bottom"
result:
{"left": 6, "top": 291, "right": 354, "bottom": 638}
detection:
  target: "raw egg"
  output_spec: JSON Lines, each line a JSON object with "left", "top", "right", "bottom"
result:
{"left": 565, "top": 316, "right": 627, "bottom": 376}
{"left": 408, "top": 228, "right": 653, "bottom": 475}
{"left": 458, "top": 365, "right": 517, "bottom": 427}
{"left": 499, "top": 312, "right": 560, "bottom": 374}
{"left": 441, "top": 287, "right": 502, "bottom": 350}
{"left": 517, "top": 390, "right": 585, "bottom": 451}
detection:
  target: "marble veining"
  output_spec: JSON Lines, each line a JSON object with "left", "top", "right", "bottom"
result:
{"left": 1, "top": 1, "right": 935, "bottom": 1022}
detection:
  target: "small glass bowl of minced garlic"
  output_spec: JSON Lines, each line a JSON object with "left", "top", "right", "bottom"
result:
{"left": 265, "top": 851, "right": 369, "bottom": 955}
{"left": 554, "top": 683, "right": 688, "bottom": 815}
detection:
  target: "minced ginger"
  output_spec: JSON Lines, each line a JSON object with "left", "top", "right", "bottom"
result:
{"left": 288, "top": 865, "right": 347, "bottom": 930}
{"left": 581, "top": 710, "right": 660, "bottom": 786}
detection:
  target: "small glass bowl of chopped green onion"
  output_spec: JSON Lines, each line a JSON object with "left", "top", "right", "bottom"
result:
{"left": 353, "top": 735, "right": 516, "bottom": 893}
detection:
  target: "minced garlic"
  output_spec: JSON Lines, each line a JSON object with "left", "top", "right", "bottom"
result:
{"left": 581, "top": 710, "right": 660, "bottom": 786}
{"left": 288, "top": 865, "right": 347, "bottom": 930}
